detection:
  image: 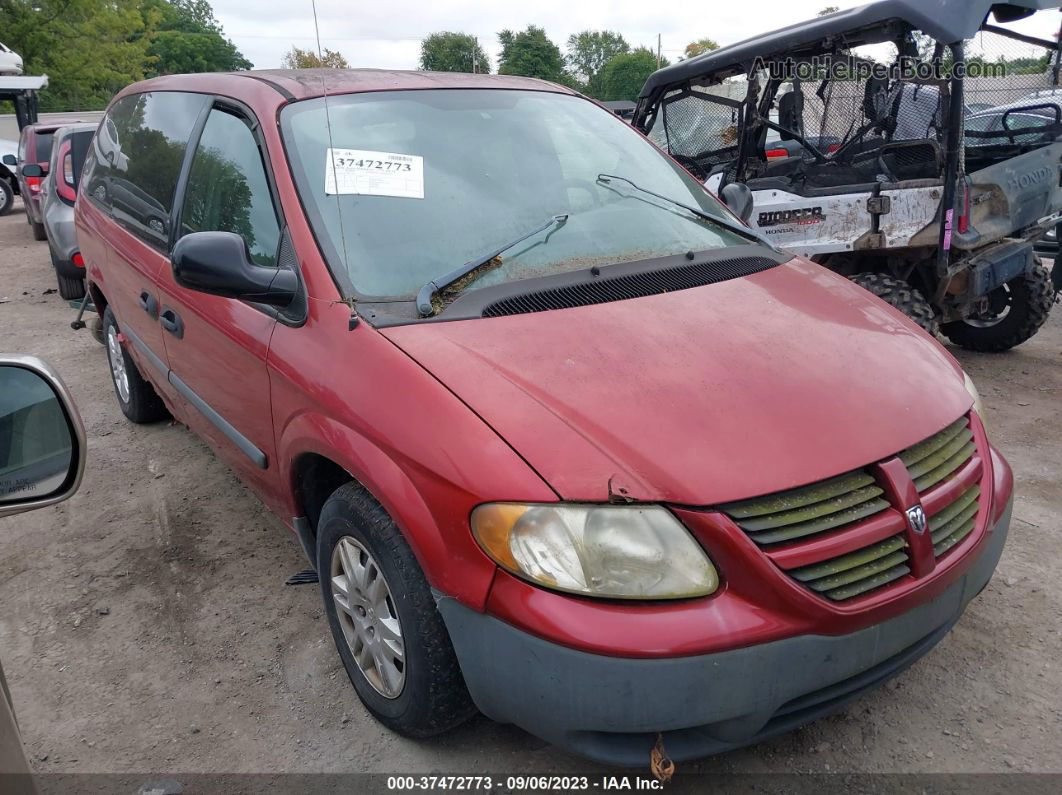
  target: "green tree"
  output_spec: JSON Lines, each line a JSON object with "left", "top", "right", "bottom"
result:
{"left": 1000, "top": 54, "right": 1052, "bottom": 75}
{"left": 600, "top": 48, "right": 669, "bottom": 102}
{"left": 497, "top": 26, "right": 566, "bottom": 82}
{"left": 0, "top": 0, "right": 153, "bottom": 110}
{"left": 420, "top": 32, "right": 490, "bottom": 73}
{"left": 683, "top": 37, "right": 719, "bottom": 60}
{"left": 565, "top": 30, "right": 628, "bottom": 97}
{"left": 282, "top": 46, "right": 350, "bottom": 69}
{"left": 142, "top": 0, "right": 252, "bottom": 75}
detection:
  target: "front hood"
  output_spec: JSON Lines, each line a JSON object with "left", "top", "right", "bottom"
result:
{"left": 382, "top": 257, "right": 971, "bottom": 505}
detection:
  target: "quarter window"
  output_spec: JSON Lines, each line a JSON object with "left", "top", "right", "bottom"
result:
{"left": 83, "top": 91, "right": 210, "bottom": 249}
{"left": 178, "top": 108, "right": 280, "bottom": 267}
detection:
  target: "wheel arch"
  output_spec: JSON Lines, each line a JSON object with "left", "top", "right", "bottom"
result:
{"left": 86, "top": 279, "right": 109, "bottom": 320}
{"left": 282, "top": 415, "right": 499, "bottom": 611}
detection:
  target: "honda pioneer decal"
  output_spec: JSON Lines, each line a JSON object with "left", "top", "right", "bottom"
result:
{"left": 758, "top": 207, "right": 825, "bottom": 227}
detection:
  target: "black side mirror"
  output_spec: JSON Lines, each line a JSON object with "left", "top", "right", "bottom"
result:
{"left": 20, "top": 163, "right": 43, "bottom": 178}
{"left": 0, "top": 356, "right": 86, "bottom": 518}
{"left": 777, "top": 90, "right": 805, "bottom": 142}
{"left": 721, "top": 182, "right": 754, "bottom": 224}
{"left": 2, "top": 154, "right": 16, "bottom": 166}
{"left": 171, "top": 231, "right": 297, "bottom": 307}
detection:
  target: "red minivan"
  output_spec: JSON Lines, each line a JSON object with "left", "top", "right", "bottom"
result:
{"left": 75, "top": 70, "right": 1013, "bottom": 766}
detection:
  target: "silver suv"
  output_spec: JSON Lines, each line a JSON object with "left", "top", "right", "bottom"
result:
{"left": 41, "top": 123, "right": 97, "bottom": 299}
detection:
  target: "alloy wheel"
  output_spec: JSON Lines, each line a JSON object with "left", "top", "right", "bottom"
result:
{"left": 330, "top": 536, "right": 406, "bottom": 699}
{"left": 106, "top": 325, "right": 130, "bottom": 404}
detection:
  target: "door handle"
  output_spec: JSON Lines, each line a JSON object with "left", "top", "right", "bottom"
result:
{"left": 138, "top": 290, "right": 159, "bottom": 319}
{"left": 160, "top": 307, "right": 184, "bottom": 339}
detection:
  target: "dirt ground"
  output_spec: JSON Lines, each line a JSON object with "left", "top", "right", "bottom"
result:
{"left": 0, "top": 198, "right": 1060, "bottom": 782}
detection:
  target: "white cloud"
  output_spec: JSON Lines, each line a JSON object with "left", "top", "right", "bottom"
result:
{"left": 209, "top": 0, "right": 1061, "bottom": 71}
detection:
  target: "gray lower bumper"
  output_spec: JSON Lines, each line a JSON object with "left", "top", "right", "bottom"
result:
{"left": 439, "top": 502, "right": 1011, "bottom": 766}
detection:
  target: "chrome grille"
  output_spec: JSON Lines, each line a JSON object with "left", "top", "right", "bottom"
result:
{"left": 790, "top": 534, "right": 910, "bottom": 602}
{"left": 719, "top": 470, "right": 889, "bottom": 546}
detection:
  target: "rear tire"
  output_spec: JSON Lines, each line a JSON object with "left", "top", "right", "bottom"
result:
{"left": 56, "top": 273, "right": 86, "bottom": 300}
{"left": 318, "top": 482, "right": 475, "bottom": 738}
{"left": 0, "top": 178, "right": 13, "bottom": 216}
{"left": 31, "top": 219, "right": 47, "bottom": 241}
{"left": 848, "top": 272, "right": 939, "bottom": 337}
{"left": 51, "top": 248, "right": 85, "bottom": 300}
{"left": 942, "top": 259, "right": 1056, "bottom": 352}
{"left": 103, "top": 307, "right": 169, "bottom": 423}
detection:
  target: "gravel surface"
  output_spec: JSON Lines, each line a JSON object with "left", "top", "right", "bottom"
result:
{"left": 0, "top": 200, "right": 1060, "bottom": 778}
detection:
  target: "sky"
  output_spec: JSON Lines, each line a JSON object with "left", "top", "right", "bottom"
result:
{"left": 209, "top": 0, "right": 1062, "bottom": 71}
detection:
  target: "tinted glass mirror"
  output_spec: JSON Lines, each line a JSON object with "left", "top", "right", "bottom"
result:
{"left": 0, "top": 363, "right": 78, "bottom": 509}
{"left": 2, "top": 154, "right": 15, "bottom": 166}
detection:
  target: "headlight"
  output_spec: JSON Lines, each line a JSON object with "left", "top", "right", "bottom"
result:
{"left": 963, "top": 371, "right": 987, "bottom": 433}
{"left": 471, "top": 503, "right": 719, "bottom": 599}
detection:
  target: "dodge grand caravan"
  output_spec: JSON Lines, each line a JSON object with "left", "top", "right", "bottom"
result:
{"left": 75, "top": 70, "right": 1013, "bottom": 766}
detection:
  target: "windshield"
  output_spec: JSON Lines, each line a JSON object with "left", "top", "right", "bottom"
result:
{"left": 281, "top": 89, "right": 745, "bottom": 300}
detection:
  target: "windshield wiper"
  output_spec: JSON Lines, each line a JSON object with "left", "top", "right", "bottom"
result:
{"left": 416, "top": 214, "right": 568, "bottom": 317}
{"left": 596, "top": 173, "right": 766, "bottom": 243}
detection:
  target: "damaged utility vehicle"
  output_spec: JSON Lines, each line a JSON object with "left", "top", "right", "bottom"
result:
{"left": 634, "top": 0, "right": 1062, "bottom": 351}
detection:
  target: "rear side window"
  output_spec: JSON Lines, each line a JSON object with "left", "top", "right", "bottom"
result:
{"left": 178, "top": 108, "right": 280, "bottom": 267}
{"left": 69, "top": 130, "right": 93, "bottom": 190}
{"left": 34, "top": 132, "right": 54, "bottom": 164}
{"left": 82, "top": 91, "right": 209, "bottom": 249}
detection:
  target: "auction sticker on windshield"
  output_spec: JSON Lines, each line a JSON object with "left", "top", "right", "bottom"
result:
{"left": 324, "top": 148, "right": 424, "bottom": 199}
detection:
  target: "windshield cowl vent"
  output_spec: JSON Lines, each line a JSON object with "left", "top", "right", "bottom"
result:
{"left": 479, "top": 256, "right": 779, "bottom": 318}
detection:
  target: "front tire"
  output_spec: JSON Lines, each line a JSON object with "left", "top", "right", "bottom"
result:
{"left": 103, "top": 307, "right": 169, "bottom": 423}
{"left": 0, "top": 178, "right": 13, "bottom": 216}
{"left": 848, "top": 272, "right": 939, "bottom": 336}
{"left": 318, "top": 482, "right": 474, "bottom": 738}
{"left": 942, "top": 259, "right": 1056, "bottom": 352}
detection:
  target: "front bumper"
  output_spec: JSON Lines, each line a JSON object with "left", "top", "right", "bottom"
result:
{"left": 439, "top": 499, "right": 1011, "bottom": 766}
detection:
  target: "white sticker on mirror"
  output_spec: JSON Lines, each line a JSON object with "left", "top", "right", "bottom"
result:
{"left": 324, "top": 148, "right": 424, "bottom": 199}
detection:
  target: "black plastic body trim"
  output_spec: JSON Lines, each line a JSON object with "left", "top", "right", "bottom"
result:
{"left": 167, "top": 371, "right": 268, "bottom": 469}
{"left": 121, "top": 323, "right": 167, "bottom": 376}
{"left": 395, "top": 244, "right": 789, "bottom": 324}
{"left": 293, "top": 516, "right": 316, "bottom": 568}
{"left": 438, "top": 501, "right": 1010, "bottom": 766}
{"left": 120, "top": 323, "right": 267, "bottom": 469}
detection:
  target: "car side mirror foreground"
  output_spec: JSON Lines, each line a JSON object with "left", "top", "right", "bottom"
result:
{"left": 721, "top": 182, "right": 754, "bottom": 224}
{"left": 18, "top": 163, "right": 43, "bottom": 178}
{"left": 171, "top": 231, "right": 297, "bottom": 307}
{"left": 2, "top": 154, "right": 16, "bottom": 166}
{"left": 0, "top": 356, "right": 86, "bottom": 519}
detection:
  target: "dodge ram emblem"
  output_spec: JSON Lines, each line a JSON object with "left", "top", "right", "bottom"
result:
{"left": 906, "top": 505, "right": 928, "bottom": 535}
